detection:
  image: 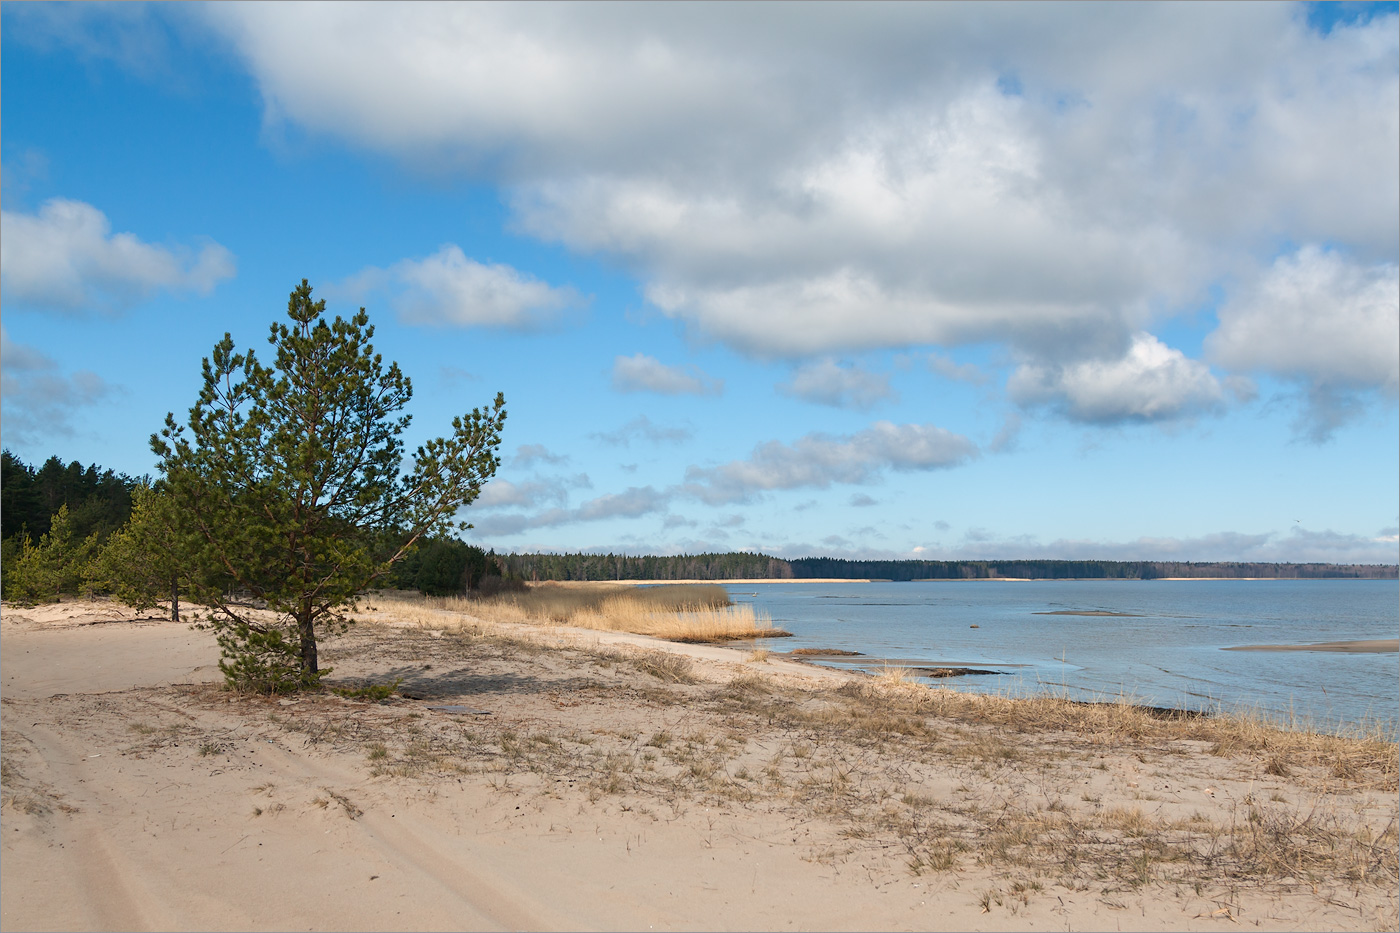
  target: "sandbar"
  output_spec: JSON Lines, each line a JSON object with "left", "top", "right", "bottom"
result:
{"left": 1224, "top": 638, "right": 1398, "bottom": 653}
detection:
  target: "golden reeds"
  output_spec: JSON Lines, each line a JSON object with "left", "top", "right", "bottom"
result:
{"left": 365, "top": 583, "right": 790, "bottom": 644}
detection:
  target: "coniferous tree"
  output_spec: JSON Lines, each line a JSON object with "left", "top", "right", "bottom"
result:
{"left": 152, "top": 280, "right": 506, "bottom": 691}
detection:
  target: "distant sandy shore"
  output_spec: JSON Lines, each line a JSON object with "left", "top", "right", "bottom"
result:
{"left": 2, "top": 598, "right": 1396, "bottom": 932}
{"left": 1224, "top": 638, "right": 1399, "bottom": 654}
{"left": 540, "top": 578, "right": 871, "bottom": 586}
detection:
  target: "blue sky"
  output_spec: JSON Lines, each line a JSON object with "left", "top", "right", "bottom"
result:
{"left": 2, "top": 2, "right": 1397, "bottom": 564}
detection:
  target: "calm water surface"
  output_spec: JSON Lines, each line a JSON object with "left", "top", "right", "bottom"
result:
{"left": 725, "top": 580, "right": 1399, "bottom": 734}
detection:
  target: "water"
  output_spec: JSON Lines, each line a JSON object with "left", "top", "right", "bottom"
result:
{"left": 725, "top": 580, "right": 1399, "bottom": 734}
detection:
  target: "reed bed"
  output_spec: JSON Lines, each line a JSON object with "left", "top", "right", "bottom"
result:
{"left": 366, "top": 583, "right": 790, "bottom": 643}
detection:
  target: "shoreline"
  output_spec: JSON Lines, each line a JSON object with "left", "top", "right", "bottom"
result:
{"left": 539, "top": 576, "right": 1396, "bottom": 585}
{"left": 533, "top": 577, "right": 873, "bottom": 586}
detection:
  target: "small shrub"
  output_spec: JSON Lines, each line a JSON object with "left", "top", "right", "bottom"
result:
{"left": 217, "top": 621, "right": 319, "bottom": 694}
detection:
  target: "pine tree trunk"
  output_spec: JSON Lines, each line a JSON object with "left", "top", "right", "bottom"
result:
{"left": 298, "top": 612, "right": 318, "bottom": 679}
{"left": 170, "top": 575, "right": 179, "bottom": 622}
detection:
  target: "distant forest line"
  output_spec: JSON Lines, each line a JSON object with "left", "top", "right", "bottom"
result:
{"left": 498, "top": 551, "right": 1398, "bottom": 582}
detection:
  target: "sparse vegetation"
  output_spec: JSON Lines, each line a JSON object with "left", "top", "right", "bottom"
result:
{"left": 97, "top": 591, "right": 1389, "bottom": 919}
{"left": 330, "top": 678, "right": 404, "bottom": 703}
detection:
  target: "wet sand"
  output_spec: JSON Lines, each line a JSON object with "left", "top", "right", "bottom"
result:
{"left": 1224, "top": 638, "right": 1399, "bottom": 653}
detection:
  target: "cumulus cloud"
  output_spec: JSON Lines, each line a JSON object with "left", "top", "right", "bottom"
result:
{"left": 74, "top": 5, "right": 1400, "bottom": 425}
{"left": 1009, "top": 333, "right": 1225, "bottom": 424}
{"left": 611, "top": 354, "right": 722, "bottom": 396}
{"left": 684, "top": 421, "right": 978, "bottom": 504}
{"left": 473, "top": 474, "right": 588, "bottom": 510}
{"left": 1206, "top": 246, "right": 1399, "bottom": 441}
{"left": 591, "top": 414, "right": 692, "bottom": 447}
{"left": 0, "top": 198, "right": 235, "bottom": 312}
{"left": 0, "top": 326, "right": 113, "bottom": 446}
{"left": 337, "top": 244, "right": 582, "bottom": 329}
{"left": 470, "top": 485, "right": 670, "bottom": 537}
{"left": 777, "top": 359, "right": 895, "bottom": 409}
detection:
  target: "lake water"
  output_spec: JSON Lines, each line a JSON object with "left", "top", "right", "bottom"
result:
{"left": 725, "top": 580, "right": 1399, "bottom": 735}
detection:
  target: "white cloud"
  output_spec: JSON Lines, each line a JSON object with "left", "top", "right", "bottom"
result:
{"left": 684, "top": 421, "right": 978, "bottom": 504}
{"left": 778, "top": 359, "right": 895, "bottom": 409}
{"left": 591, "top": 414, "right": 692, "bottom": 446}
{"left": 1206, "top": 246, "right": 1399, "bottom": 440}
{"left": 338, "top": 244, "right": 582, "bottom": 329}
{"left": 0, "top": 326, "right": 113, "bottom": 446}
{"left": 1009, "top": 333, "right": 1225, "bottom": 424}
{"left": 611, "top": 354, "right": 722, "bottom": 396}
{"left": 109, "top": 6, "right": 1400, "bottom": 424}
{"left": 470, "top": 485, "right": 671, "bottom": 537}
{"left": 0, "top": 198, "right": 234, "bottom": 311}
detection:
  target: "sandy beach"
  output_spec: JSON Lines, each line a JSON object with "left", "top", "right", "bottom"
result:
{"left": 2, "top": 598, "right": 1396, "bottom": 932}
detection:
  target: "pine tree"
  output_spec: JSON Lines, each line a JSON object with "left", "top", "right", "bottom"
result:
{"left": 152, "top": 280, "right": 506, "bottom": 691}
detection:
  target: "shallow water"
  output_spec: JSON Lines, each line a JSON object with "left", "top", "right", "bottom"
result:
{"left": 725, "top": 580, "right": 1399, "bottom": 734}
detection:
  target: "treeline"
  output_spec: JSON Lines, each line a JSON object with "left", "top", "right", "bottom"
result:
{"left": 785, "top": 557, "right": 1398, "bottom": 580}
{"left": 494, "top": 552, "right": 1398, "bottom": 581}
{"left": 498, "top": 551, "right": 793, "bottom": 582}
{"left": 1, "top": 450, "right": 139, "bottom": 547}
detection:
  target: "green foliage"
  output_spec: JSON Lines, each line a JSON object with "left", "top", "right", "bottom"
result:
{"left": 403, "top": 537, "right": 494, "bottom": 595}
{"left": 152, "top": 280, "right": 506, "bottom": 690}
{"left": 215, "top": 621, "right": 314, "bottom": 695}
{"left": 2, "top": 505, "right": 100, "bottom": 605}
{"left": 86, "top": 484, "right": 190, "bottom": 613}
{"left": 1, "top": 450, "right": 138, "bottom": 544}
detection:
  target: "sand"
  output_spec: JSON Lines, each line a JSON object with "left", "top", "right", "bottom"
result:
{"left": 2, "top": 598, "right": 1396, "bottom": 932}
{"left": 1224, "top": 639, "right": 1399, "bottom": 654}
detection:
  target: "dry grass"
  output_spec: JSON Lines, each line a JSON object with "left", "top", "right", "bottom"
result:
{"left": 370, "top": 584, "right": 792, "bottom": 644}
{"left": 834, "top": 678, "right": 1400, "bottom": 788}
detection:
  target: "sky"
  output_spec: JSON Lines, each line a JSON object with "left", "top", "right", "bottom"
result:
{"left": 2, "top": 1, "right": 1397, "bottom": 564}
